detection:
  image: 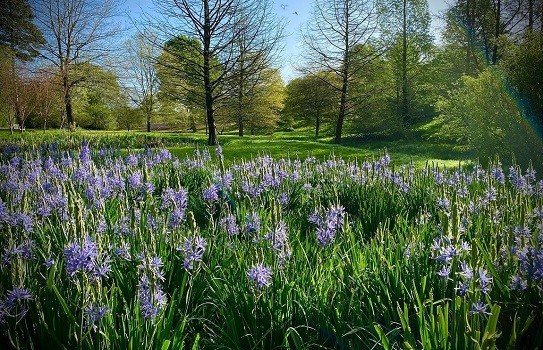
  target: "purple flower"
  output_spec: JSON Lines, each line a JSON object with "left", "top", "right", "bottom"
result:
{"left": 459, "top": 261, "right": 473, "bottom": 280}
{"left": 178, "top": 236, "right": 206, "bottom": 271}
{"left": 478, "top": 268, "right": 492, "bottom": 294}
{"left": 85, "top": 304, "right": 108, "bottom": 330}
{"left": 245, "top": 212, "right": 261, "bottom": 235}
{"left": 128, "top": 171, "right": 142, "bottom": 189}
{"left": 510, "top": 276, "right": 527, "bottom": 291}
{"left": 220, "top": 214, "right": 239, "bottom": 236}
{"left": 215, "top": 145, "right": 223, "bottom": 161}
{"left": 470, "top": 300, "right": 491, "bottom": 316}
{"left": 79, "top": 140, "right": 91, "bottom": 164}
{"left": 278, "top": 192, "right": 289, "bottom": 206}
{"left": 437, "top": 264, "right": 451, "bottom": 279}
{"left": 125, "top": 154, "right": 139, "bottom": 167}
{"left": 203, "top": 184, "right": 219, "bottom": 202}
{"left": 456, "top": 281, "right": 470, "bottom": 297}
{"left": 437, "top": 197, "right": 450, "bottom": 212}
{"left": 64, "top": 235, "right": 110, "bottom": 281}
{"left": 138, "top": 275, "right": 167, "bottom": 320}
{"left": 247, "top": 263, "right": 272, "bottom": 289}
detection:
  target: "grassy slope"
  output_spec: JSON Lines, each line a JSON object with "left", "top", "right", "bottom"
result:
{"left": 0, "top": 128, "right": 470, "bottom": 167}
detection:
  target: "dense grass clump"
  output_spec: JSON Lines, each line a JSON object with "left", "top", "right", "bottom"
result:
{"left": 0, "top": 139, "right": 542, "bottom": 349}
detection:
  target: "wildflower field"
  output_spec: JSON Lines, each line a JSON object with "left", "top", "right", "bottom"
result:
{"left": 0, "top": 136, "right": 542, "bottom": 349}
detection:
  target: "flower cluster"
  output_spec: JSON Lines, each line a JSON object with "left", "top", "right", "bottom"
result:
{"left": 247, "top": 263, "right": 272, "bottom": 289}
{"left": 308, "top": 204, "right": 346, "bottom": 247}
{"left": 64, "top": 235, "right": 111, "bottom": 281}
{"left": 0, "top": 287, "right": 32, "bottom": 324}
{"left": 178, "top": 236, "right": 206, "bottom": 271}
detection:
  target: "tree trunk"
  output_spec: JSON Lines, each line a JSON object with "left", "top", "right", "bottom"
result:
{"left": 492, "top": 0, "right": 501, "bottom": 65}
{"left": 335, "top": 4, "right": 349, "bottom": 145}
{"left": 238, "top": 49, "right": 245, "bottom": 137}
{"left": 203, "top": 0, "right": 217, "bottom": 146}
{"left": 528, "top": 0, "right": 533, "bottom": 31}
{"left": 335, "top": 77, "right": 347, "bottom": 144}
{"left": 147, "top": 116, "right": 151, "bottom": 132}
{"left": 315, "top": 111, "right": 320, "bottom": 137}
{"left": 401, "top": 0, "right": 409, "bottom": 127}
{"left": 63, "top": 75, "right": 74, "bottom": 127}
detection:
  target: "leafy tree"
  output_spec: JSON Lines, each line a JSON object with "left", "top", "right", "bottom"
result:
{"left": 435, "top": 69, "right": 543, "bottom": 169}
{"left": 71, "top": 63, "right": 124, "bottom": 130}
{"left": 500, "top": 30, "right": 543, "bottom": 126}
{"left": 123, "top": 31, "right": 160, "bottom": 132}
{"left": 0, "top": 0, "right": 44, "bottom": 61}
{"left": 377, "top": 0, "right": 432, "bottom": 128}
{"left": 223, "top": 68, "right": 285, "bottom": 135}
{"left": 283, "top": 72, "right": 337, "bottom": 137}
{"left": 225, "top": 0, "right": 284, "bottom": 136}
{"left": 156, "top": 35, "right": 210, "bottom": 132}
{"left": 116, "top": 105, "right": 145, "bottom": 132}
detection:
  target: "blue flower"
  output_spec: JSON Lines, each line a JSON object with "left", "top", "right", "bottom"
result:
{"left": 203, "top": 184, "right": 219, "bottom": 202}
{"left": 437, "top": 264, "right": 451, "bottom": 279}
{"left": 85, "top": 304, "right": 108, "bottom": 330}
{"left": 220, "top": 214, "right": 239, "bottom": 236}
{"left": 470, "top": 300, "right": 491, "bottom": 316}
{"left": 245, "top": 212, "right": 261, "bottom": 235}
{"left": 247, "top": 264, "right": 272, "bottom": 289}
{"left": 510, "top": 276, "right": 527, "bottom": 291}
{"left": 478, "top": 268, "right": 493, "bottom": 294}
{"left": 178, "top": 236, "right": 206, "bottom": 271}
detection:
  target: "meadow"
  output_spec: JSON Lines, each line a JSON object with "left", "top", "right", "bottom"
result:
{"left": 0, "top": 131, "right": 542, "bottom": 349}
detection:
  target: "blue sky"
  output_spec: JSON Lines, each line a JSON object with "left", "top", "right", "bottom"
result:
{"left": 125, "top": 0, "right": 450, "bottom": 82}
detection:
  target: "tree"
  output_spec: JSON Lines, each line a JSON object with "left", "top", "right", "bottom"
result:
{"left": 123, "top": 31, "right": 160, "bottom": 132}
{"left": 225, "top": 0, "right": 284, "bottom": 136}
{"left": 221, "top": 68, "right": 285, "bottom": 135}
{"left": 71, "top": 63, "right": 124, "bottom": 130}
{"left": 283, "top": 72, "right": 337, "bottom": 137}
{"left": 377, "top": 0, "right": 432, "bottom": 127}
{"left": 301, "top": 0, "right": 383, "bottom": 144}
{"left": 150, "top": 0, "right": 280, "bottom": 145}
{"left": 32, "top": 0, "right": 121, "bottom": 128}
{"left": 435, "top": 69, "right": 543, "bottom": 170}
{"left": 0, "top": 0, "right": 44, "bottom": 61}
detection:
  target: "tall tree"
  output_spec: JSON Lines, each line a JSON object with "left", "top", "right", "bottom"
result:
{"left": 32, "top": 0, "right": 121, "bottom": 129}
{"left": 123, "top": 31, "right": 160, "bottom": 132}
{"left": 0, "top": 0, "right": 44, "bottom": 133}
{"left": 150, "top": 0, "right": 282, "bottom": 145}
{"left": 377, "top": 0, "right": 432, "bottom": 127}
{"left": 302, "top": 0, "right": 383, "bottom": 144}
{"left": 226, "top": 0, "right": 284, "bottom": 137}
{"left": 221, "top": 68, "right": 285, "bottom": 135}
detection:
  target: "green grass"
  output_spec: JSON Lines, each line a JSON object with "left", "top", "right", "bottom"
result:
{"left": 0, "top": 128, "right": 471, "bottom": 168}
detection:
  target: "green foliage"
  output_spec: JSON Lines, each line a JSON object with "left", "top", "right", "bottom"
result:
{"left": 435, "top": 68, "right": 543, "bottom": 170}
{"left": 71, "top": 63, "right": 125, "bottom": 130}
{"left": 283, "top": 72, "right": 337, "bottom": 136}
{"left": 500, "top": 31, "right": 543, "bottom": 126}
{"left": 0, "top": 0, "right": 45, "bottom": 61}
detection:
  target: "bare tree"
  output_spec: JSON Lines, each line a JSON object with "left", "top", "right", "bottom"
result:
{"left": 226, "top": 0, "right": 284, "bottom": 136}
{"left": 2, "top": 65, "right": 39, "bottom": 132}
{"left": 149, "top": 0, "right": 275, "bottom": 145}
{"left": 123, "top": 31, "right": 160, "bottom": 132}
{"left": 301, "top": 0, "right": 383, "bottom": 144}
{"left": 32, "top": 0, "right": 121, "bottom": 129}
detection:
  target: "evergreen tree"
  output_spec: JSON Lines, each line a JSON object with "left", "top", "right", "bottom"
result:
{"left": 0, "top": 0, "right": 44, "bottom": 61}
